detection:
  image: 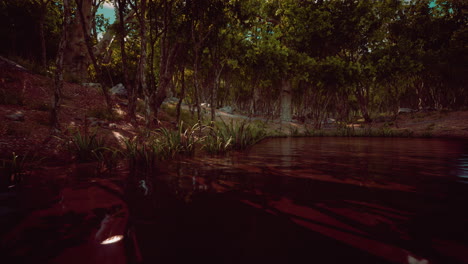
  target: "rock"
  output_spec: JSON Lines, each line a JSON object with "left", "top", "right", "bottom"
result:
{"left": 82, "top": 83, "right": 102, "bottom": 89}
{"left": 110, "top": 83, "right": 127, "bottom": 96}
{"left": 219, "top": 106, "right": 234, "bottom": 114}
{"left": 90, "top": 120, "right": 108, "bottom": 127}
{"left": 164, "top": 97, "right": 179, "bottom": 104}
{"left": 6, "top": 112, "right": 25, "bottom": 121}
{"left": 326, "top": 118, "right": 336, "bottom": 124}
{"left": 398, "top": 108, "right": 417, "bottom": 114}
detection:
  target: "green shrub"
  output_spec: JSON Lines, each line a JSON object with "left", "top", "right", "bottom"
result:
{"left": 161, "top": 103, "right": 197, "bottom": 126}
{"left": 67, "top": 129, "right": 107, "bottom": 162}
{"left": 206, "top": 119, "right": 267, "bottom": 151}
{"left": 0, "top": 152, "right": 42, "bottom": 188}
{"left": 202, "top": 123, "right": 233, "bottom": 154}
{"left": 156, "top": 122, "right": 202, "bottom": 157}
{"left": 93, "top": 147, "right": 122, "bottom": 172}
{"left": 123, "top": 137, "right": 161, "bottom": 168}
{"left": 87, "top": 106, "right": 122, "bottom": 121}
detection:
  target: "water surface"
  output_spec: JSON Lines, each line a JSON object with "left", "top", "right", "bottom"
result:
{"left": 128, "top": 137, "right": 468, "bottom": 264}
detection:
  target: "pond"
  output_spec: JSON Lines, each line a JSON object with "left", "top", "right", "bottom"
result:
{"left": 1, "top": 137, "right": 467, "bottom": 264}
{"left": 127, "top": 137, "right": 468, "bottom": 264}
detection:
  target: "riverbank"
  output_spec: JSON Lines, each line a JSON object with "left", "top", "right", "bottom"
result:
{"left": 1, "top": 56, "right": 468, "bottom": 162}
{"left": 1, "top": 59, "right": 468, "bottom": 263}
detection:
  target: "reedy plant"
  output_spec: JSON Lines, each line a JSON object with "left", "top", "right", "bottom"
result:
{"left": 123, "top": 137, "right": 160, "bottom": 168}
{"left": 67, "top": 128, "right": 107, "bottom": 162}
{"left": 92, "top": 147, "right": 122, "bottom": 172}
{"left": 0, "top": 152, "right": 42, "bottom": 188}
{"left": 156, "top": 122, "right": 203, "bottom": 158}
{"left": 202, "top": 121, "right": 233, "bottom": 154}
{"left": 208, "top": 119, "right": 267, "bottom": 151}
{"left": 1, "top": 152, "right": 26, "bottom": 186}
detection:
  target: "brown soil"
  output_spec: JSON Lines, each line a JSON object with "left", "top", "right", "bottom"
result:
{"left": 393, "top": 110, "right": 468, "bottom": 138}
{"left": 0, "top": 57, "right": 151, "bottom": 161}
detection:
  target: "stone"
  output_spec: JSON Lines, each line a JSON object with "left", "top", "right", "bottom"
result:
{"left": 326, "top": 118, "right": 336, "bottom": 124}
{"left": 164, "top": 97, "right": 179, "bottom": 104}
{"left": 110, "top": 83, "right": 127, "bottom": 96}
{"left": 219, "top": 106, "right": 234, "bottom": 114}
{"left": 82, "top": 83, "right": 102, "bottom": 89}
{"left": 6, "top": 111, "right": 25, "bottom": 121}
{"left": 398, "top": 108, "right": 416, "bottom": 114}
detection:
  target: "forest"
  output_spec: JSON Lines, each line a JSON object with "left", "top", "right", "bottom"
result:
{"left": 1, "top": 1, "right": 468, "bottom": 264}
{"left": 1, "top": 0, "right": 466, "bottom": 129}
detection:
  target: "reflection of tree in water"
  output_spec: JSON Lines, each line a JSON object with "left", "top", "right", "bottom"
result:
{"left": 127, "top": 138, "right": 468, "bottom": 264}
{"left": 457, "top": 154, "right": 468, "bottom": 182}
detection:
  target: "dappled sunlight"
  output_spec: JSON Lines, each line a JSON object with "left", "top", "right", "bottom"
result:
{"left": 111, "top": 130, "right": 126, "bottom": 147}
{"left": 101, "top": 235, "right": 124, "bottom": 245}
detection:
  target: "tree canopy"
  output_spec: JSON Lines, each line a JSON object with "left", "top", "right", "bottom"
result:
{"left": 1, "top": 0, "right": 466, "bottom": 125}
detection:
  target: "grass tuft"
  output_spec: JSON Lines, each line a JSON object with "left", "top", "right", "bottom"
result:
{"left": 0, "top": 152, "right": 42, "bottom": 189}
{"left": 67, "top": 128, "right": 108, "bottom": 162}
{"left": 203, "top": 119, "right": 267, "bottom": 152}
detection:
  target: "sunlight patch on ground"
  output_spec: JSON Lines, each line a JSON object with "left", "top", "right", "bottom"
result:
{"left": 112, "top": 131, "right": 126, "bottom": 146}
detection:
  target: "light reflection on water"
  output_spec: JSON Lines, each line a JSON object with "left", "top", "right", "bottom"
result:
{"left": 130, "top": 138, "right": 468, "bottom": 264}
{"left": 457, "top": 154, "right": 468, "bottom": 182}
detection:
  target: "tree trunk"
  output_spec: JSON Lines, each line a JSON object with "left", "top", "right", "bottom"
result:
{"left": 63, "top": 0, "right": 93, "bottom": 82}
{"left": 193, "top": 45, "right": 202, "bottom": 122}
{"left": 51, "top": 0, "right": 71, "bottom": 131}
{"left": 94, "top": 9, "right": 135, "bottom": 60}
{"left": 37, "top": 0, "right": 52, "bottom": 69}
{"left": 280, "top": 78, "right": 292, "bottom": 122}
{"left": 176, "top": 67, "right": 185, "bottom": 126}
{"left": 131, "top": 0, "right": 149, "bottom": 127}
{"left": 355, "top": 84, "right": 372, "bottom": 123}
{"left": 117, "top": 0, "right": 135, "bottom": 123}
{"left": 75, "top": 0, "right": 112, "bottom": 113}
{"left": 152, "top": 43, "right": 180, "bottom": 119}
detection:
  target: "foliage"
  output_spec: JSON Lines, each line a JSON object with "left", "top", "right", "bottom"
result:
{"left": 0, "top": 152, "right": 43, "bottom": 189}
{"left": 156, "top": 122, "right": 202, "bottom": 158}
{"left": 67, "top": 128, "right": 108, "bottom": 162}
{"left": 87, "top": 106, "right": 122, "bottom": 121}
{"left": 0, "top": 0, "right": 61, "bottom": 65}
{"left": 1, "top": 0, "right": 466, "bottom": 128}
{"left": 123, "top": 137, "right": 160, "bottom": 168}
{"left": 205, "top": 119, "right": 267, "bottom": 151}
{"left": 203, "top": 122, "right": 233, "bottom": 154}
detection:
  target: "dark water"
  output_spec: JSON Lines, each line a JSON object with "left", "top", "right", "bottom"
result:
{"left": 127, "top": 137, "right": 468, "bottom": 264}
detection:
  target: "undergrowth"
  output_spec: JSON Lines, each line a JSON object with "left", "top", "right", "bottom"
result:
{"left": 203, "top": 119, "right": 267, "bottom": 153}
{"left": 0, "top": 152, "right": 42, "bottom": 189}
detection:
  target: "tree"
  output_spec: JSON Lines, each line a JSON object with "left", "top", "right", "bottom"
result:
{"left": 51, "top": 0, "right": 72, "bottom": 130}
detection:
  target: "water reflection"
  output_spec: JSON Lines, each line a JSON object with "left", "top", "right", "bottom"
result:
{"left": 129, "top": 138, "right": 468, "bottom": 264}
{"left": 457, "top": 154, "right": 468, "bottom": 182}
